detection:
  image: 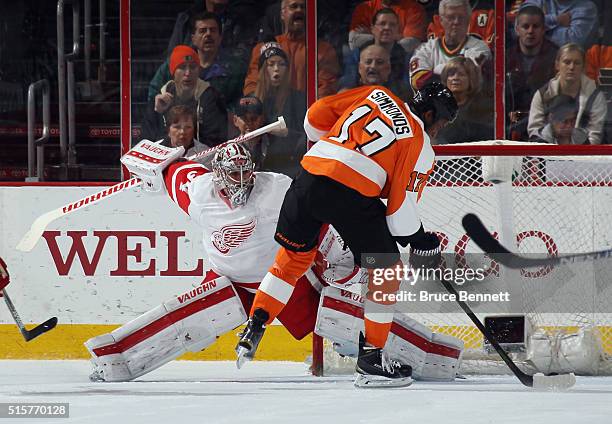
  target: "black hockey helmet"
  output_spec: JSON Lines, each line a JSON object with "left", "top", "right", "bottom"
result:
{"left": 410, "top": 81, "right": 458, "bottom": 125}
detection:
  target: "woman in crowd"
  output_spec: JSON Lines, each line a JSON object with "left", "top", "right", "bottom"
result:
{"left": 253, "top": 43, "right": 306, "bottom": 177}
{"left": 163, "top": 105, "right": 206, "bottom": 156}
{"left": 528, "top": 43, "right": 607, "bottom": 145}
{"left": 434, "top": 56, "right": 493, "bottom": 144}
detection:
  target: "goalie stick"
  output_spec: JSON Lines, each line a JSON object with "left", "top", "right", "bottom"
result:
{"left": 15, "top": 117, "right": 287, "bottom": 252}
{"left": 0, "top": 261, "right": 57, "bottom": 341}
{"left": 462, "top": 213, "right": 612, "bottom": 269}
{"left": 438, "top": 274, "right": 575, "bottom": 390}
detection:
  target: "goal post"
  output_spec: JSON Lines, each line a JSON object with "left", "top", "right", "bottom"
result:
{"left": 311, "top": 141, "right": 612, "bottom": 377}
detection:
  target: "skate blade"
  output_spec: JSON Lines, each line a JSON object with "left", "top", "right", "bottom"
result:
{"left": 236, "top": 346, "right": 251, "bottom": 369}
{"left": 354, "top": 373, "right": 413, "bottom": 388}
{"left": 532, "top": 373, "right": 576, "bottom": 391}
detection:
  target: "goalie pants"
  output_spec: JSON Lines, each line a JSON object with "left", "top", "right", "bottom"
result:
{"left": 225, "top": 270, "right": 321, "bottom": 341}
{"left": 252, "top": 170, "right": 402, "bottom": 348}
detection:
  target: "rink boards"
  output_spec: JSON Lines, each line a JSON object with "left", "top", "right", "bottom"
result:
{"left": 0, "top": 184, "right": 611, "bottom": 359}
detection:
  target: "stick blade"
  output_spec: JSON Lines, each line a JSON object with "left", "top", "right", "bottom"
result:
{"left": 16, "top": 209, "right": 62, "bottom": 252}
{"left": 532, "top": 373, "right": 576, "bottom": 391}
{"left": 23, "top": 317, "right": 58, "bottom": 341}
{"left": 462, "top": 213, "right": 510, "bottom": 254}
{"left": 15, "top": 228, "right": 42, "bottom": 252}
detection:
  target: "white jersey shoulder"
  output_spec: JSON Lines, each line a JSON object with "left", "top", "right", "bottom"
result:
{"left": 410, "top": 36, "right": 491, "bottom": 76}
{"left": 186, "top": 171, "right": 292, "bottom": 283}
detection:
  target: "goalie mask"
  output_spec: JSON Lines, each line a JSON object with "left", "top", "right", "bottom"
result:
{"left": 212, "top": 142, "right": 255, "bottom": 208}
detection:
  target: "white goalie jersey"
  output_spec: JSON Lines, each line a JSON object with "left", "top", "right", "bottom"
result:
{"left": 165, "top": 161, "right": 292, "bottom": 284}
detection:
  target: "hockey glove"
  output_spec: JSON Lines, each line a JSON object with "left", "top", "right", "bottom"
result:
{"left": 120, "top": 139, "right": 185, "bottom": 193}
{"left": 408, "top": 232, "right": 442, "bottom": 271}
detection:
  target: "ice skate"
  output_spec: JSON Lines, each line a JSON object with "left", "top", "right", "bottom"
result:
{"left": 236, "top": 308, "right": 269, "bottom": 369}
{"left": 354, "top": 333, "right": 413, "bottom": 388}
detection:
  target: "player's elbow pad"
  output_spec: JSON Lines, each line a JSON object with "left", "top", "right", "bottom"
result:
{"left": 394, "top": 225, "right": 426, "bottom": 248}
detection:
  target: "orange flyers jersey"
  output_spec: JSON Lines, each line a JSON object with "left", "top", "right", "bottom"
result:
{"left": 302, "top": 85, "right": 435, "bottom": 238}
{"left": 586, "top": 44, "right": 612, "bottom": 82}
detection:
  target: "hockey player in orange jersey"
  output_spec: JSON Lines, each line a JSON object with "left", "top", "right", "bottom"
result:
{"left": 236, "top": 82, "right": 458, "bottom": 387}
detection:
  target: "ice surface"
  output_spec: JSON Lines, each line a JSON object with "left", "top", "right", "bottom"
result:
{"left": 1, "top": 360, "right": 611, "bottom": 424}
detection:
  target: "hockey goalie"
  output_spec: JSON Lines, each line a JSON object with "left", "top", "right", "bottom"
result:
{"left": 85, "top": 141, "right": 324, "bottom": 382}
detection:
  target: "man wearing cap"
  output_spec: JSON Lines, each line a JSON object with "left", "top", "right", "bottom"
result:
{"left": 231, "top": 95, "right": 267, "bottom": 169}
{"left": 529, "top": 94, "right": 588, "bottom": 144}
{"left": 242, "top": 0, "right": 340, "bottom": 98}
{"left": 141, "top": 45, "right": 228, "bottom": 148}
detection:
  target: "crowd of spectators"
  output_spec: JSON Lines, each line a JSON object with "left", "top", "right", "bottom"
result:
{"left": 138, "top": 0, "right": 611, "bottom": 180}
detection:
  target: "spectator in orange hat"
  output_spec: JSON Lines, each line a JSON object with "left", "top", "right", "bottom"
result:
{"left": 149, "top": 12, "right": 246, "bottom": 106}
{"left": 141, "top": 45, "right": 228, "bottom": 147}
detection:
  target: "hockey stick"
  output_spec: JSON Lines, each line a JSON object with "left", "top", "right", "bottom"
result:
{"left": 15, "top": 117, "right": 287, "bottom": 252}
{"left": 438, "top": 274, "right": 575, "bottom": 390}
{"left": 1, "top": 259, "right": 57, "bottom": 341}
{"left": 462, "top": 213, "right": 612, "bottom": 269}
{"left": 3, "top": 289, "right": 58, "bottom": 341}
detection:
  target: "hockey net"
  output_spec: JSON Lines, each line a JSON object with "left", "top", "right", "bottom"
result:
{"left": 312, "top": 141, "right": 612, "bottom": 376}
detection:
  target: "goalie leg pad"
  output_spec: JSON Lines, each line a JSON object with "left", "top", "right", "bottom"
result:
{"left": 386, "top": 314, "right": 463, "bottom": 381}
{"left": 527, "top": 326, "right": 603, "bottom": 375}
{"left": 314, "top": 285, "right": 366, "bottom": 358}
{"left": 315, "top": 286, "right": 464, "bottom": 380}
{"left": 85, "top": 274, "right": 247, "bottom": 382}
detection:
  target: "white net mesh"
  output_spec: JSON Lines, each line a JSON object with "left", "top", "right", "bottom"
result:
{"left": 317, "top": 142, "right": 612, "bottom": 376}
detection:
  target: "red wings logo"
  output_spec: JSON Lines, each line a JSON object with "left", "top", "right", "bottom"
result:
{"left": 211, "top": 219, "right": 257, "bottom": 254}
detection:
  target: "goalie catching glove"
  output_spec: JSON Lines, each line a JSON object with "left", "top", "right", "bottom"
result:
{"left": 408, "top": 231, "right": 442, "bottom": 271}
{"left": 120, "top": 140, "right": 185, "bottom": 193}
